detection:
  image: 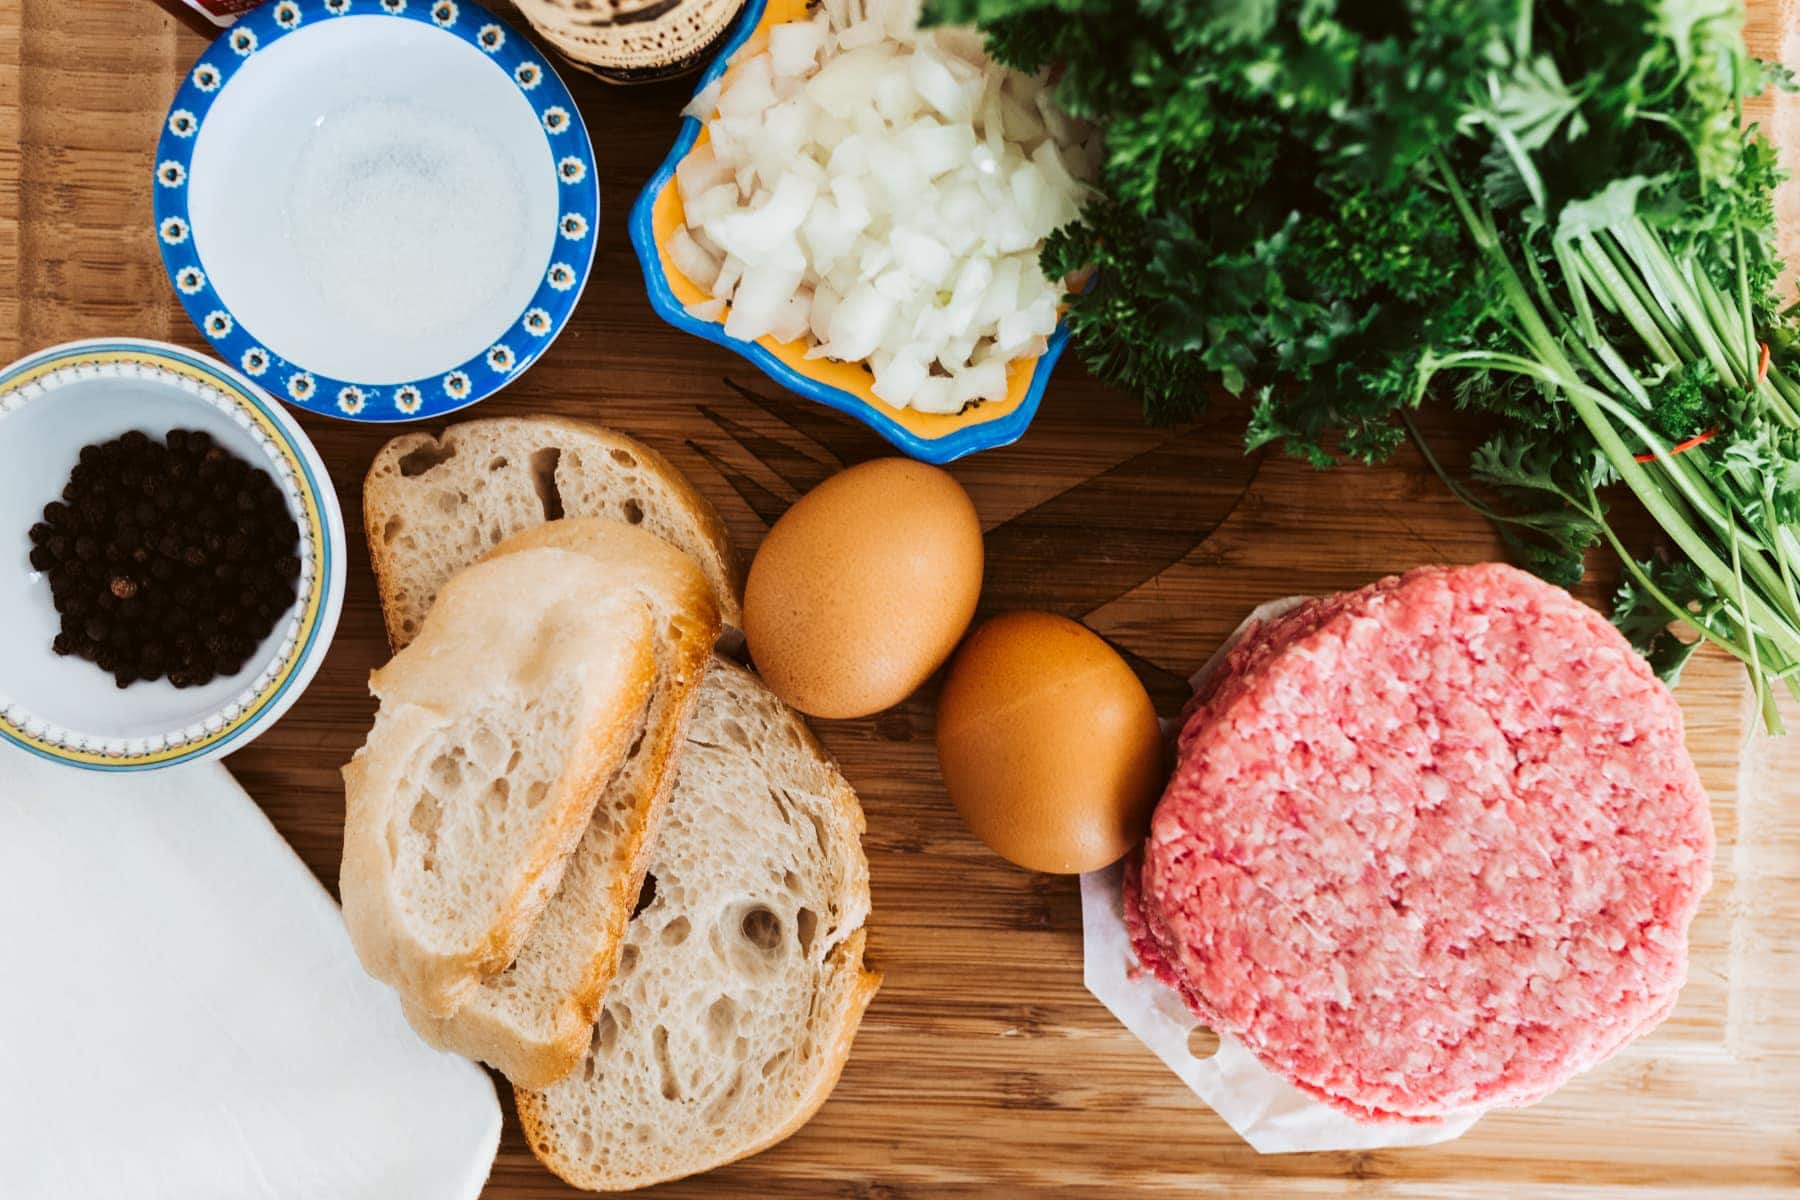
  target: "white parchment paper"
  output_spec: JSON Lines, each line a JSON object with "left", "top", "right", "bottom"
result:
{"left": 1080, "top": 597, "right": 1483, "bottom": 1153}
{"left": 0, "top": 747, "right": 501, "bottom": 1199}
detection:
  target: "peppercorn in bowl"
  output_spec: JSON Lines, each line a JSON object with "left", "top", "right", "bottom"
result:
{"left": 0, "top": 339, "right": 345, "bottom": 771}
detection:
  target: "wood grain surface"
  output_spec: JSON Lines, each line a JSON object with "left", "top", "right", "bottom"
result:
{"left": 3, "top": 2, "right": 1798, "bottom": 1196}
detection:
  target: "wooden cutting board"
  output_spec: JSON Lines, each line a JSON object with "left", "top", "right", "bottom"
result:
{"left": 2, "top": 2, "right": 1797, "bottom": 1196}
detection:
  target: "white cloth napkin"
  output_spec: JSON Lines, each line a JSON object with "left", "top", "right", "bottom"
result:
{"left": 0, "top": 748, "right": 501, "bottom": 1200}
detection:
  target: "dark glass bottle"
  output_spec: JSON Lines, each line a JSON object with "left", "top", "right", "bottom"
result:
{"left": 146, "top": 0, "right": 263, "bottom": 36}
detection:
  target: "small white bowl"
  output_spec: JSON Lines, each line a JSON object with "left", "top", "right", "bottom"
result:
{"left": 0, "top": 339, "right": 346, "bottom": 771}
{"left": 154, "top": 0, "right": 600, "bottom": 423}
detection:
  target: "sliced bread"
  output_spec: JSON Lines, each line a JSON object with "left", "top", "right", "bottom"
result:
{"left": 341, "top": 546, "right": 656, "bottom": 1018}
{"left": 397, "top": 518, "right": 723, "bottom": 1087}
{"left": 364, "top": 416, "right": 741, "bottom": 650}
{"left": 517, "top": 658, "right": 879, "bottom": 1191}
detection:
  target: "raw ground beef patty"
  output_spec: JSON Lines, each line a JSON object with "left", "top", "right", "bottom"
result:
{"left": 1129, "top": 564, "right": 1714, "bottom": 1121}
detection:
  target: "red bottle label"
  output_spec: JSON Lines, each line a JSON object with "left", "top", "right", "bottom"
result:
{"left": 172, "top": 0, "right": 266, "bottom": 26}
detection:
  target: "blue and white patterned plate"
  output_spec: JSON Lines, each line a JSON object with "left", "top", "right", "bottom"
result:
{"left": 154, "top": 0, "right": 599, "bottom": 422}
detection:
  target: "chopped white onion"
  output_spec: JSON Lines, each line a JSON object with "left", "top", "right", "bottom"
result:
{"left": 674, "top": 0, "right": 1096, "bottom": 411}
{"left": 769, "top": 21, "right": 826, "bottom": 77}
{"left": 669, "top": 226, "right": 721, "bottom": 291}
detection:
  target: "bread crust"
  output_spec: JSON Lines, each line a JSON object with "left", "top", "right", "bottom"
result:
{"left": 399, "top": 640, "right": 713, "bottom": 1085}
{"left": 514, "top": 932, "right": 880, "bottom": 1192}
{"left": 395, "top": 519, "right": 724, "bottom": 1084}
{"left": 340, "top": 548, "right": 657, "bottom": 1018}
{"left": 363, "top": 415, "right": 742, "bottom": 654}
{"left": 513, "top": 659, "right": 879, "bottom": 1190}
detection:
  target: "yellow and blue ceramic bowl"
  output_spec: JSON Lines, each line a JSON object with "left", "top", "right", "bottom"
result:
{"left": 0, "top": 340, "right": 345, "bottom": 771}
{"left": 628, "top": 0, "right": 1070, "bottom": 464}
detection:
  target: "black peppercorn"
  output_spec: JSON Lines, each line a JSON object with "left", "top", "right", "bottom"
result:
{"left": 27, "top": 429, "right": 301, "bottom": 688}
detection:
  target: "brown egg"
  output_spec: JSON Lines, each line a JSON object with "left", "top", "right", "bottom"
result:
{"left": 936, "top": 612, "right": 1166, "bottom": 874}
{"left": 744, "top": 458, "right": 984, "bottom": 719}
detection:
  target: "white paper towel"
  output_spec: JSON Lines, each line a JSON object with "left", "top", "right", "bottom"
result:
{"left": 0, "top": 747, "right": 502, "bottom": 1199}
{"left": 1080, "top": 597, "right": 1482, "bottom": 1153}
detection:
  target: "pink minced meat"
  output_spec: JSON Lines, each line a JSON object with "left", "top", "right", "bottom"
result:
{"left": 1131, "top": 564, "right": 1713, "bottom": 1121}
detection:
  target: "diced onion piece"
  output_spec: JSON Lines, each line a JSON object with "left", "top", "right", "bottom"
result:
{"left": 760, "top": 98, "right": 813, "bottom": 164}
{"left": 807, "top": 45, "right": 894, "bottom": 117}
{"left": 669, "top": 226, "right": 721, "bottom": 290}
{"left": 838, "top": 18, "right": 886, "bottom": 50}
{"left": 911, "top": 44, "right": 976, "bottom": 122}
{"left": 871, "top": 350, "right": 928, "bottom": 406}
{"left": 952, "top": 358, "right": 1008, "bottom": 406}
{"left": 826, "top": 131, "right": 872, "bottom": 177}
{"left": 909, "top": 376, "right": 957, "bottom": 413}
{"left": 719, "top": 55, "right": 777, "bottom": 119}
{"left": 873, "top": 60, "right": 920, "bottom": 124}
{"left": 976, "top": 256, "right": 1022, "bottom": 325}
{"left": 686, "top": 182, "right": 741, "bottom": 226}
{"left": 891, "top": 228, "right": 954, "bottom": 291}
{"left": 684, "top": 298, "right": 727, "bottom": 322}
{"left": 712, "top": 254, "right": 746, "bottom": 303}
{"left": 810, "top": 283, "right": 842, "bottom": 342}
{"left": 939, "top": 334, "right": 978, "bottom": 370}
{"left": 771, "top": 292, "right": 812, "bottom": 343}
{"left": 801, "top": 198, "right": 860, "bottom": 273}
{"left": 998, "top": 89, "right": 1044, "bottom": 146}
{"left": 824, "top": 282, "right": 896, "bottom": 362}
{"left": 675, "top": 143, "right": 727, "bottom": 210}
{"left": 830, "top": 174, "right": 873, "bottom": 226}
{"left": 873, "top": 266, "right": 921, "bottom": 304}
{"left": 670, "top": 0, "right": 1091, "bottom": 411}
{"left": 725, "top": 263, "right": 804, "bottom": 341}
{"left": 707, "top": 172, "right": 817, "bottom": 263}
{"left": 707, "top": 115, "right": 758, "bottom": 161}
{"left": 682, "top": 77, "right": 722, "bottom": 122}
{"left": 858, "top": 239, "right": 894, "bottom": 278}
{"left": 769, "top": 21, "right": 826, "bottom": 76}
{"left": 901, "top": 118, "right": 976, "bottom": 179}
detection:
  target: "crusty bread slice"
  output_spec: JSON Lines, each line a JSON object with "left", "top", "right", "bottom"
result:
{"left": 364, "top": 416, "right": 741, "bottom": 650}
{"left": 398, "top": 519, "right": 722, "bottom": 1087}
{"left": 517, "top": 659, "right": 879, "bottom": 1191}
{"left": 341, "top": 546, "right": 656, "bottom": 1018}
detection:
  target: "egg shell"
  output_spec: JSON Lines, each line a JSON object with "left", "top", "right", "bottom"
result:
{"left": 744, "top": 457, "right": 984, "bottom": 719}
{"left": 936, "top": 612, "right": 1166, "bottom": 874}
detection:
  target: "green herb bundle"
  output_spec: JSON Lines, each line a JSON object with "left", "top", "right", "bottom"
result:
{"left": 926, "top": 0, "right": 1800, "bottom": 728}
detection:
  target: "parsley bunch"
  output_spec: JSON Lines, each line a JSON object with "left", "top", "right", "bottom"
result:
{"left": 928, "top": 0, "right": 1800, "bottom": 729}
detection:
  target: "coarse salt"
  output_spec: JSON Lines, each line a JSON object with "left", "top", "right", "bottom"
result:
{"left": 286, "top": 99, "right": 527, "bottom": 346}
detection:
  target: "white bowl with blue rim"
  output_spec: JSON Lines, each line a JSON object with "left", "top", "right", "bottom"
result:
{"left": 153, "top": 0, "right": 599, "bottom": 423}
{"left": 0, "top": 339, "right": 346, "bottom": 771}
